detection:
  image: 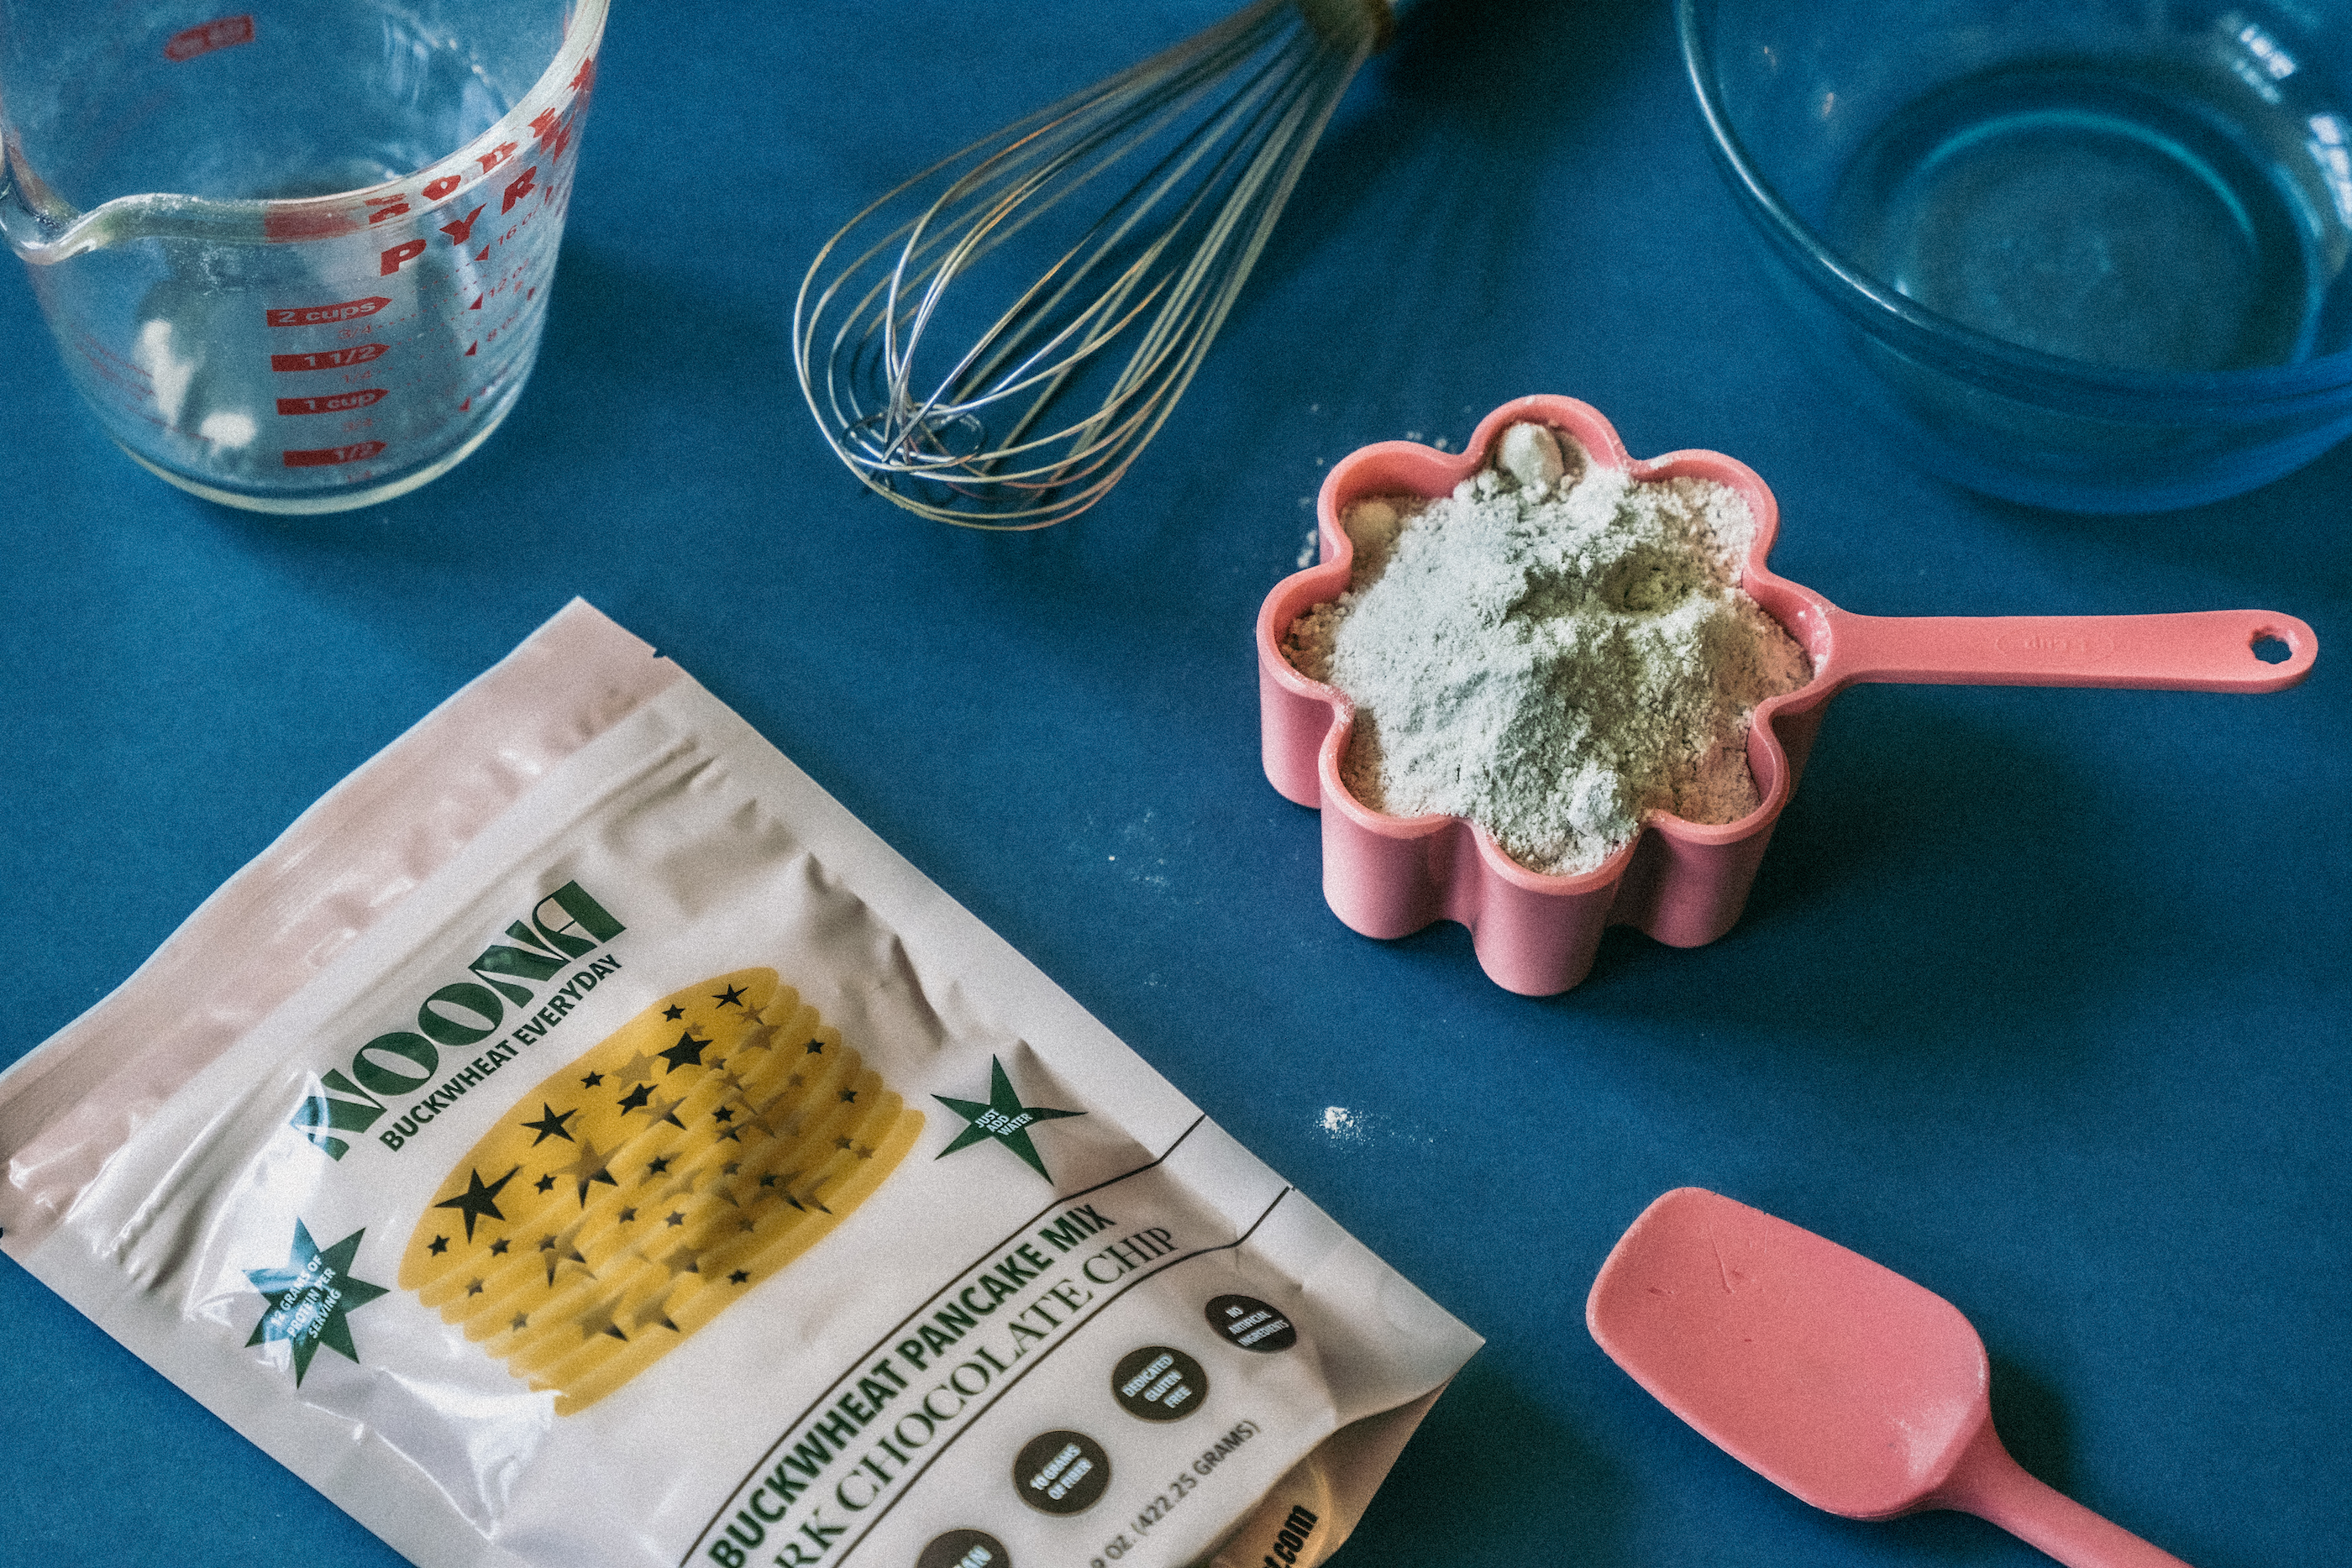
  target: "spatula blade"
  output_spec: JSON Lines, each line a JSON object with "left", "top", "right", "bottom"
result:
{"left": 1587, "top": 1187, "right": 1990, "bottom": 1519}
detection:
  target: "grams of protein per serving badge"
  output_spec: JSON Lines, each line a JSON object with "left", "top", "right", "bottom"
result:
{"left": 0, "top": 600, "right": 1479, "bottom": 1568}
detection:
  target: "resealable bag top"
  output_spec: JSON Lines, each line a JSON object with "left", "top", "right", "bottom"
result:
{"left": 0, "top": 600, "right": 1479, "bottom": 1568}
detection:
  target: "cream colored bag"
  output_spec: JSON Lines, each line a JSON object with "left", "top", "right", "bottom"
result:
{"left": 0, "top": 601, "right": 1478, "bottom": 1568}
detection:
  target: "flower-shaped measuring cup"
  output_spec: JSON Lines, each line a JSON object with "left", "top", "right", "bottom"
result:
{"left": 1256, "top": 395, "right": 2318, "bottom": 996}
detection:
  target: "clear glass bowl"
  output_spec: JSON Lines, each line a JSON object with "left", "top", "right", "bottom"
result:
{"left": 1678, "top": 0, "right": 2352, "bottom": 512}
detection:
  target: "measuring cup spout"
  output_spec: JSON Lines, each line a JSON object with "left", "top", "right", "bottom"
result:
{"left": 1814, "top": 607, "right": 2316, "bottom": 694}
{"left": 0, "top": 127, "right": 81, "bottom": 254}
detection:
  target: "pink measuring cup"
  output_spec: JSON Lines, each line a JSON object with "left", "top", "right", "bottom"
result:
{"left": 1254, "top": 395, "right": 2317, "bottom": 996}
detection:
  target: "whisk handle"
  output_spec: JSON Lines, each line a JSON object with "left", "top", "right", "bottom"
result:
{"left": 1818, "top": 607, "right": 2316, "bottom": 694}
{"left": 1295, "top": 0, "right": 1409, "bottom": 50}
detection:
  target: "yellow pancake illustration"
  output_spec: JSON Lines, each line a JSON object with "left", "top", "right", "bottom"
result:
{"left": 399, "top": 968, "right": 921, "bottom": 1414}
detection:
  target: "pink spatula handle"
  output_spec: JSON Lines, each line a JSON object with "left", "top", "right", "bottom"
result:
{"left": 1937, "top": 1426, "right": 2196, "bottom": 1568}
{"left": 1820, "top": 608, "right": 2314, "bottom": 693}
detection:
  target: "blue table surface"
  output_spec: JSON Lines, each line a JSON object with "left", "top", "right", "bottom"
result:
{"left": 3, "top": 3, "right": 2345, "bottom": 1565}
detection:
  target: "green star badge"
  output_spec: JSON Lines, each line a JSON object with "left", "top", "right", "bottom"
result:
{"left": 244, "top": 1220, "right": 389, "bottom": 1386}
{"left": 934, "top": 1057, "right": 1084, "bottom": 1182}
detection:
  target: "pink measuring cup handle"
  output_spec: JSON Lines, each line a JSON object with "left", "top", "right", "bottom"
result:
{"left": 1816, "top": 608, "right": 2315, "bottom": 693}
{"left": 1934, "top": 1424, "right": 2197, "bottom": 1567}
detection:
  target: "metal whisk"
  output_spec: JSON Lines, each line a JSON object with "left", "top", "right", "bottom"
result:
{"left": 794, "top": 0, "right": 1398, "bottom": 529}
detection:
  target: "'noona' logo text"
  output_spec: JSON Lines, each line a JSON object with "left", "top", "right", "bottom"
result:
{"left": 289, "top": 882, "right": 624, "bottom": 1159}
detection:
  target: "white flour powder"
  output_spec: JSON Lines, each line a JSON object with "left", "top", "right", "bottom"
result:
{"left": 1283, "top": 423, "right": 1813, "bottom": 876}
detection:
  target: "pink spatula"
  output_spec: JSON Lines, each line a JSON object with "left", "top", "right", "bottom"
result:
{"left": 1587, "top": 1188, "right": 2194, "bottom": 1566}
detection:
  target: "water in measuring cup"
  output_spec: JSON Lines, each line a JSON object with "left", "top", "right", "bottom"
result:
{"left": 8, "top": 1, "right": 584, "bottom": 509}
{"left": 51, "top": 8, "right": 511, "bottom": 206}
{"left": 1827, "top": 43, "right": 2349, "bottom": 374}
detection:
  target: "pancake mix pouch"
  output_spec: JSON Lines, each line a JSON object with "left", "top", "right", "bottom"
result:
{"left": 0, "top": 601, "right": 1480, "bottom": 1568}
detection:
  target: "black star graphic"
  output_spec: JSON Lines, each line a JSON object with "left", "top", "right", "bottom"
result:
{"left": 433, "top": 1167, "right": 519, "bottom": 1241}
{"left": 933, "top": 1057, "right": 1086, "bottom": 1182}
{"left": 580, "top": 1070, "right": 605, "bottom": 1088}
{"left": 759, "top": 1173, "right": 780, "bottom": 1188}
{"left": 534, "top": 1174, "right": 557, "bottom": 1193}
{"left": 428, "top": 1235, "right": 449, "bottom": 1256}
{"left": 577, "top": 1298, "right": 627, "bottom": 1343}
{"left": 806, "top": 1038, "right": 825, "bottom": 1054}
{"left": 244, "top": 1222, "right": 389, "bottom": 1386}
{"left": 552, "top": 1136, "right": 621, "bottom": 1206}
{"left": 536, "top": 1234, "right": 585, "bottom": 1287}
{"left": 617, "top": 1083, "right": 654, "bottom": 1114}
{"left": 618, "top": 1208, "right": 638, "bottom": 1224}
{"left": 488, "top": 1239, "right": 510, "bottom": 1256}
{"left": 712, "top": 1106, "right": 734, "bottom": 1123}
{"left": 511, "top": 1313, "right": 529, "bottom": 1332}
{"left": 664, "top": 1211, "right": 686, "bottom": 1228}
{"left": 840, "top": 1088, "right": 858, "bottom": 1103}
{"left": 659, "top": 1030, "right": 708, "bottom": 1073}
{"left": 729, "top": 1270, "right": 750, "bottom": 1284}
{"left": 663, "top": 1004, "right": 685, "bottom": 1020}
{"left": 522, "top": 1104, "right": 577, "bottom": 1145}
{"left": 465, "top": 1278, "right": 486, "bottom": 1297}
{"left": 714, "top": 985, "right": 747, "bottom": 1008}
{"left": 647, "top": 1155, "right": 673, "bottom": 1176}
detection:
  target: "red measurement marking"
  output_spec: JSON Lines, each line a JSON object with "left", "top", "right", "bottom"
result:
{"left": 265, "top": 296, "right": 391, "bottom": 328}
{"left": 284, "top": 441, "right": 386, "bottom": 468}
{"left": 263, "top": 206, "right": 356, "bottom": 241}
{"left": 379, "top": 238, "right": 428, "bottom": 275}
{"left": 276, "top": 389, "right": 388, "bottom": 416}
{"left": 163, "top": 15, "right": 255, "bottom": 61}
{"left": 270, "top": 343, "right": 389, "bottom": 372}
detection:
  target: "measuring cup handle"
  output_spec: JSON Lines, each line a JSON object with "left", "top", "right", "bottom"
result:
{"left": 1820, "top": 609, "right": 2315, "bottom": 693}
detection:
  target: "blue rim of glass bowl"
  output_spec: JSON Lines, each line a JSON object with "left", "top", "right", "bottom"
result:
{"left": 1673, "top": 0, "right": 2352, "bottom": 422}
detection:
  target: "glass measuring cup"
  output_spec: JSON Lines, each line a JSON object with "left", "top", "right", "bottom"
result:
{"left": 0, "top": 1, "right": 606, "bottom": 512}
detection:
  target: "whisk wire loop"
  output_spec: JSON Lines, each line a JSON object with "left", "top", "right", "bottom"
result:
{"left": 795, "top": 0, "right": 1384, "bottom": 528}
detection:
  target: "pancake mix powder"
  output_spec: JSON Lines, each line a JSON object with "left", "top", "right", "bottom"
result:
{"left": 1283, "top": 424, "right": 1813, "bottom": 874}
{"left": 0, "top": 602, "right": 1479, "bottom": 1568}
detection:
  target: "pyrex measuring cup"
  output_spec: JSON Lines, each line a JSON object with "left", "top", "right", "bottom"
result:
{"left": 1256, "top": 395, "right": 2318, "bottom": 995}
{"left": 0, "top": 1, "right": 606, "bottom": 512}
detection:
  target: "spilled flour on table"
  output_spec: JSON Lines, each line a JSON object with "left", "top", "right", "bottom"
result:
{"left": 1282, "top": 423, "right": 1813, "bottom": 876}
